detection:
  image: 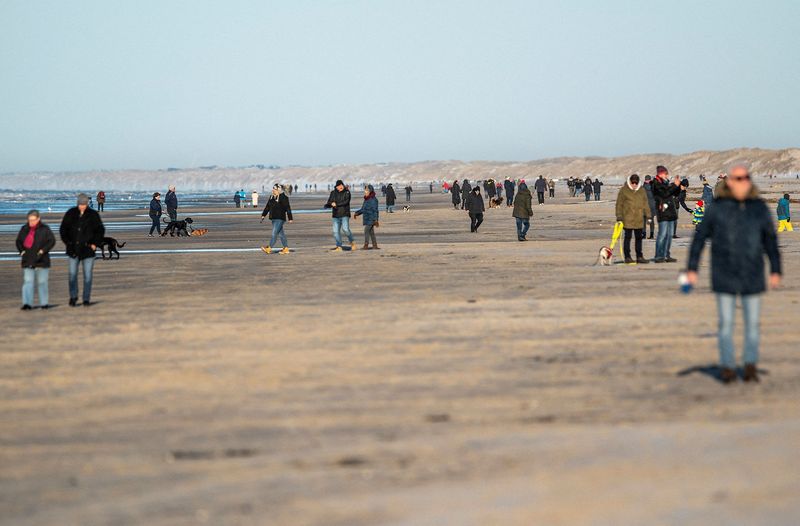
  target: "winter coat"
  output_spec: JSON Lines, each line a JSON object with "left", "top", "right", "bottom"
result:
{"left": 149, "top": 198, "right": 162, "bottom": 218}
{"left": 504, "top": 179, "right": 515, "bottom": 196}
{"left": 615, "top": 176, "right": 651, "bottom": 229}
{"left": 233, "top": 193, "right": 241, "bottom": 203}
{"left": 461, "top": 181, "right": 471, "bottom": 202}
{"left": 96, "top": 191, "right": 106, "bottom": 203}
{"left": 262, "top": 193, "right": 293, "bottom": 221}
{"left": 643, "top": 182, "right": 657, "bottom": 215}
{"left": 385, "top": 185, "right": 397, "bottom": 206}
{"left": 534, "top": 178, "right": 548, "bottom": 193}
{"left": 59, "top": 207, "right": 105, "bottom": 260}
{"left": 583, "top": 180, "right": 593, "bottom": 195}
{"left": 777, "top": 197, "right": 791, "bottom": 221}
{"left": 355, "top": 194, "right": 380, "bottom": 225}
{"left": 652, "top": 177, "right": 680, "bottom": 222}
{"left": 486, "top": 181, "right": 496, "bottom": 197}
{"left": 692, "top": 205, "right": 705, "bottom": 225}
{"left": 324, "top": 189, "right": 351, "bottom": 218}
{"left": 165, "top": 190, "right": 178, "bottom": 210}
{"left": 16, "top": 222, "right": 56, "bottom": 268}
{"left": 592, "top": 180, "right": 603, "bottom": 193}
{"left": 548, "top": 179, "right": 555, "bottom": 189}
{"left": 701, "top": 184, "right": 714, "bottom": 205}
{"left": 451, "top": 184, "right": 461, "bottom": 204}
{"left": 466, "top": 191, "right": 485, "bottom": 214}
{"left": 512, "top": 185, "right": 533, "bottom": 219}
{"left": 687, "top": 184, "right": 781, "bottom": 295}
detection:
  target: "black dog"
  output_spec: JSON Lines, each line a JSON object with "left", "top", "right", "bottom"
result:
{"left": 161, "top": 217, "right": 194, "bottom": 237}
{"left": 98, "top": 237, "right": 126, "bottom": 259}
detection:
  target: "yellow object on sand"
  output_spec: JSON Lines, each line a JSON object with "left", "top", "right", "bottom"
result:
{"left": 609, "top": 221, "right": 624, "bottom": 250}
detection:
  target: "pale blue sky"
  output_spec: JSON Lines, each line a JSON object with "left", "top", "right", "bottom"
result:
{"left": 1, "top": 0, "right": 799, "bottom": 172}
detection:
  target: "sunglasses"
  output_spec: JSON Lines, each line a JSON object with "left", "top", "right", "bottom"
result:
{"left": 730, "top": 175, "right": 751, "bottom": 181}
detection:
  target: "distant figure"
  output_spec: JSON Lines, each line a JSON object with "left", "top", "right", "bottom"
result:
{"left": 466, "top": 186, "right": 485, "bottom": 232}
{"left": 260, "top": 184, "right": 293, "bottom": 254}
{"left": 777, "top": 193, "right": 793, "bottom": 232}
{"left": 405, "top": 184, "right": 413, "bottom": 202}
{"left": 60, "top": 193, "right": 105, "bottom": 307}
{"left": 148, "top": 192, "right": 162, "bottom": 236}
{"left": 642, "top": 175, "right": 657, "bottom": 239}
{"left": 385, "top": 183, "right": 397, "bottom": 213}
{"left": 450, "top": 180, "right": 461, "bottom": 209}
{"left": 534, "top": 175, "right": 547, "bottom": 205}
{"left": 252, "top": 190, "right": 259, "bottom": 208}
{"left": 548, "top": 178, "right": 555, "bottom": 198}
{"left": 485, "top": 179, "right": 496, "bottom": 200}
{"left": 592, "top": 179, "right": 603, "bottom": 201}
{"left": 504, "top": 177, "right": 515, "bottom": 207}
{"left": 96, "top": 191, "right": 106, "bottom": 212}
{"left": 686, "top": 165, "right": 781, "bottom": 383}
{"left": 652, "top": 166, "right": 681, "bottom": 263}
{"left": 294, "top": 184, "right": 298, "bottom": 193}
{"left": 16, "top": 209, "right": 55, "bottom": 310}
{"left": 381, "top": 184, "right": 386, "bottom": 196}
{"left": 165, "top": 185, "right": 178, "bottom": 221}
{"left": 429, "top": 182, "right": 433, "bottom": 193}
{"left": 574, "top": 177, "right": 583, "bottom": 197}
{"left": 354, "top": 184, "right": 380, "bottom": 250}
{"left": 461, "top": 179, "right": 471, "bottom": 210}
{"left": 615, "top": 174, "right": 650, "bottom": 265}
{"left": 583, "top": 177, "right": 593, "bottom": 201}
{"left": 677, "top": 178, "right": 693, "bottom": 214}
{"left": 314, "top": 184, "right": 318, "bottom": 191}
{"left": 233, "top": 191, "right": 241, "bottom": 208}
{"left": 496, "top": 182, "right": 503, "bottom": 200}
{"left": 512, "top": 182, "right": 533, "bottom": 241}
{"left": 324, "top": 180, "right": 354, "bottom": 251}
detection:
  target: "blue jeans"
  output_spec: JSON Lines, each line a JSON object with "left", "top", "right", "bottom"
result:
{"left": 594, "top": 192, "right": 600, "bottom": 201}
{"left": 270, "top": 219, "right": 288, "bottom": 247}
{"left": 716, "top": 293, "right": 761, "bottom": 367}
{"left": 515, "top": 217, "right": 530, "bottom": 238}
{"left": 22, "top": 268, "right": 49, "bottom": 307}
{"left": 332, "top": 216, "right": 353, "bottom": 246}
{"left": 68, "top": 256, "right": 94, "bottom": 302}
{"left": 655, "top": 220, "right": 676, "bottom": 259}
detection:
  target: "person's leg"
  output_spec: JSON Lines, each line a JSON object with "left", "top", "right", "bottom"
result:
{"left": 22, "top": 268, "right": 34, "bottom": 306}
{"left": 741, "top": 294, "right": 762, "bottom": 366}
{"left": 715, "top": 293, "right": 736, "bottom": 370}
{"left": 655, "top": 221, "right": 667, "bottom": 260}
{"left": 623, "top": 228, "right": 633, "bottom": 260}
{"left": 68, "top": 257, "right": 79, "bottom": 301}
{"left": 474, "top": 213, "right": 483, "bottom": 231}
{"left": 332, "top": 218, "right": 342, "bottom": 246}
{"left": 595, "top": 192, "right": 600, "bottom": 201}
{"left": 789, "top": 221, "right": 795, "bottom": 232}
{"left": 521, "top": 219, "right": 530, "bottom": 237}
{"left": 269, "top": 219, "right": 281, "bottom": 247}
{"left": 369, "top": 225, "right": 378, "bottom": 246}
{"left": 665, "top": 221, "right": 676, "bottom": 258}
{"left": 278, "top": 221, "right": 288, "bottom": 247}
{"left": 364, "top": 225, "right": 371, "bottom": 245}
{"left": 634, "top": 228, "right": 644, "bottom": 258}
{"left": 82, "top": 257, "right": 94, "bottom": 303}
{"left": 778, "top": 220, "right": 785, "bottom": 232}
{"left": 341, "top": 216, "right": 353, "bottom": 243}
{"left": 470, "top": 213, "right": 477, "bottom": 232}
{"left": 36, "top": 268, "right": 49, "bottom": 306}
{"left": 515, "top": 217, "right": 522, "bottom": 238}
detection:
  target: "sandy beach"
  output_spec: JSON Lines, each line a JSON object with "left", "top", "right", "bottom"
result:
{"left": 2, "top": 180, "right": 799, "bottom": 525}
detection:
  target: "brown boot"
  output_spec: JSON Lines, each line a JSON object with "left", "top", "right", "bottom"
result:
{"left": 362, "top": 244, "right": 369, "bottom": 250}
{"left": 743, "top": 363, "right": 760, "bottom": 383}
{"left": 372, "top": 245, "right": 380, "bottom": 250}
{"left": 720, "top": 367, "right": 737, "bottom": 384}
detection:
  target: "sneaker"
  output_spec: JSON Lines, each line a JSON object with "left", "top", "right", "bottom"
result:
{"left": 261, "top": 246, "right": 272, "bottom": 254}
{"left": 148, "top": 234, "right": 154, "bottom": 237}
{"left": 518, "top": 237, "right": 524, "bottom": 242}
{"left": 743, "top": 363, "right": 760, "bottom": 383}
{"left": 279, "top": 247, "right": 290, "bottom": 255}
{"left": 720, "top": 367, "right": 737, "bottom": 384}
{"left": 624, "top": 257, "right": 636, "bottom": 265}
{"left": 21, "top": 304, "right": 32, "bottom": 311}
{"left": 665, "top": 257, "right": 678, "bottom": 263}
{"left": 636, "top": 257, "right": 650, "bottom": 264}
{"left": 331, "top": 246, "right": 343, "bottom": 252}
{"left": 69, "top": 298, "right": 78, "bottom": 307}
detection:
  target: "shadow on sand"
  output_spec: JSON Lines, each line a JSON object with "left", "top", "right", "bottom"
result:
{"left": 677, "top": 364, "right": 769, "bottom": 384}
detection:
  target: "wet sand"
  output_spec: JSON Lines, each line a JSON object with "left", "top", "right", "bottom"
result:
{"left": 1, "top": 182, "right": 799, "bottom": 525}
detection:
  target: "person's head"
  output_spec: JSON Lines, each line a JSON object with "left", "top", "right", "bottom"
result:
{"left": 77, "top": 193, "right": 90, "bottom": 212}
{"left": 272, "top": 184, "right": 282, "bottom": 196}
{"left": 364, "top": 184, "right": 374, "bottom": 196}
{"left": 726, "top": 165, "right": 753, "bottom": 201}
{"left": 680, "top": 178, "right": 689, "bottom": 187}
{"left": 656, "top": 165, "right": 669, "bottom": 179}
{"left": 696, "top": 200, "right": 704, "bottom": 208}
{"left": 153, "top": 192, "right": 160, "bottom": 199}
{"left": 27, "top": 209, "right": 40, "bottom": 228}
{"left": 335, "top": 179, "right": 344, "bottom": 191}
{"left": 783, "top": 193, "right": 790, "bottom": 200}
{"left": 472, "top": 186, "right": 480, "bottom": 194}
{"left": 629, "top": 174, "right": 640, "bottom": 188}
{"left": 644, "top": 175, "right": 652, "bottom": 182}
{"left": 169, "top": 185, "right": 176, "bottom": 192}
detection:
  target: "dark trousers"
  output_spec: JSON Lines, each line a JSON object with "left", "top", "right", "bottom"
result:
{"left": 623, "top": 228, "right": 644, "bottom": 259}
{"left": 97, "top": 202, "right": 104, "bottom": 211}
{"left": 506, "top": 194, "right": 513, "bottom": 206}
{"left": 549, "top": 188, "right": 554, "bottom": 198}
{"left": 470, "top": 213, "right": 483, "bottom": 232}
{"left": 594, "top": 192, "right": 600, "bottom": 201}
{"left": 537, "top": 191, "right": 545, "bottom": 204}
{"left": 644, "top": 216, "right": 655, "bottom": 238}
{"left": 167, "top": 208, "right": 177, "bottom": 221}
{"left": 364, "top": 224, "right": 377, "bottom": 246}
{"left": 149, "top": 216, "right": 161, "bottom": 235}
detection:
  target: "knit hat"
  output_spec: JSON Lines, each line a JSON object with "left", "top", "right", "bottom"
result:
{"left": 335, "top": 179, "right": 344, "bottom": 187}
{"left": 77, "top": 193, "right": 90, "bottom": 205}
{"left": 696, "top": 200, "right": 704, "bottom": 207}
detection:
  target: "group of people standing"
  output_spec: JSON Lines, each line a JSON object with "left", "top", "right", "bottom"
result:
{"left": 567, "top": 177, "right": 604, "bottom": 201}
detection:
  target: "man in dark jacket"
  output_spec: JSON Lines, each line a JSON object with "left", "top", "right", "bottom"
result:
{"left": 149, "top": 192, "right": 162, "bottom": 236}
{"left": 233, "top": 191, "right": 241, "bottom": 208}
{"left": 60, "top": 193, "right": 105, "bottom": 306}
{"left": 534, "top": 175, "right": 548, "bottom": 205}
{"left": 574, "top": 177, "right": 583, "bottom": 197}
{"left": 504, "top": 177, "right": 515, "bottom": 207}
{"left": 404, "top": 184, "right": 413, "bottom": 202}
{"left": 16, "top": 210, "right": 56, "bottom": 309}
{"left": 260, "top": 184, "right": 294, "bottom": 254}
{"left": 592, "top": 179, "right": 603, "bottom": 201}
{"left": 466, "top": 186, "right": 485, "bottom": 232}
{"left": 165, "top": 186, "right": 178, "bottom": 221}
{"left": 451, "top": 180, "right": 461, "bottom": 209}
{"left": 651, "top": 166, "right": 682, "bottom": 262}
{"left": 324, "top": 180, "right": 354, "bottom": 251}
{"left": 583, "top": 177, "right": 593, "bottom": 201}
{"left": 512, "top": 182, "right": 533, "bottom": 241}
{"left": 642, "top": 175, "right": 657, "bottom": 239}
{"left": 686, "top": 165, "right": 781, "bottom": 383}
{"left": 385, "top": 183, "right": 397, "bottom": 213}
{"left": 460, "top": 179, "right": 471, "bottom": 210}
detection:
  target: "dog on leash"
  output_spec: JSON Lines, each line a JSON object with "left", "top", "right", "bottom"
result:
{"left": 595, "top": 246, "right": 614, "bottom": 266}
{"left": 488, "top": 197, "right": 504, "bottom": 209}
{"left": 161, "top": 217, "right": 194, "bottom": 237}
{"left": 98, "top": 237, "right": 126, "bottom": 259}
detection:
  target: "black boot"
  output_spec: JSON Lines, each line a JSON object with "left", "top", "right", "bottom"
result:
{"left": 720, "top": 367, "right": 737, "bottom": 384}
{"left": 743, "top": 364, "right": 760, "bottom": 383}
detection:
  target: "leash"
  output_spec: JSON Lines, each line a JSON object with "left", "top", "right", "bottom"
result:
{"left": 609, "top": 221, "right": 624, "bottom": 251}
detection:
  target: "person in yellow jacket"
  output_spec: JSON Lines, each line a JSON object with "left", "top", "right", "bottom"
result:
{"left": 615, "top": 174, "right": 652, "bottom": 264}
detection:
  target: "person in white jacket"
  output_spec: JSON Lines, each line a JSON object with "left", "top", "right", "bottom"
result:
{"left": 251, "top": 190, "right": 259, "bottom": 208}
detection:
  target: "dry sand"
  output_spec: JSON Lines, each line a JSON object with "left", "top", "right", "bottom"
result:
{"left": 1, "top": 179, "right": 799, "bottom": 525}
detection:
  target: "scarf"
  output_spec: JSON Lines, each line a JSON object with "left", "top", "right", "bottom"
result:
{"left": 23, "top": 223, "right": 38, "bottom": 250}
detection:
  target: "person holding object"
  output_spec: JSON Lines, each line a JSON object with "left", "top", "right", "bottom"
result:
{"left": 615, "top": 174, "right": 650, "bottom": 264}
{"left": 16, "top": 210, "right": 56, "bottom": 310}
{"left": 324, "top": 179, "right": 354, "bottom": 251}
{"left": 777, "top": 193, "right": 793, "bottom": 232}
{"left": 60, "top": 193, "right": 105, "bottom": 307}
{"left": 652, "top": 166, "right": 681, "bottom": 262}
{"left": 686, "top": 165, "right": 781, "bottom": 384}
{"left": 260, "top": 184, "right": 293, "bottom": 254}
{"left": 354, "top": 184, "right": 380, "bottom": 250}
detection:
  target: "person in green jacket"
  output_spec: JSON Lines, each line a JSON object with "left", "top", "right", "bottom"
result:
{"left": 615, "top": 174, "right": 651, "bottom": 264}
{"left": 512, "top": 182, "right": 533, "bottom": 241}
